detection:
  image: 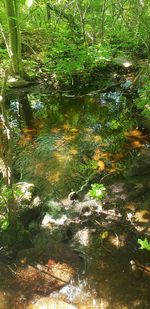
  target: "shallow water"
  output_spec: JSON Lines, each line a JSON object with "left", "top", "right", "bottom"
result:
{"left": 1, "top": 83, "right": 150, "bottom": 308}
{"left": 7, "top": 86, "right": 145, "bottom": 199}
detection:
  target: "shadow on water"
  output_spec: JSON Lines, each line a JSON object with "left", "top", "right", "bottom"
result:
{"left": 0, "top": 83, "right": 150, "bottom": 308}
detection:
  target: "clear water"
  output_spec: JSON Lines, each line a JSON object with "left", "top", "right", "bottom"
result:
{"left": 7, "top": 88, "right": 137, "bottom": 199}
{"left": 1, "top": 85, "right": 150, "bottom": 308}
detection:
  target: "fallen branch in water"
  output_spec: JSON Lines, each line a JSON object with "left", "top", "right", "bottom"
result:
{"left": 62, "top": 82, "right": 123, "bottom": 98}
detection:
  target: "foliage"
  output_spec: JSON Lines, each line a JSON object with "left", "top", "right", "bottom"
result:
{"left": 88, "top": 183, "right": 106, "bottom": 200}
{"left": 138, "top": 238, "right": 150, "bottom": 251}
{"left": 44, "top": 42, "right": 112, "bottom": 84}
{"left": 0, "top": 182, "right": 32, "bottom": 247}
{"left": 0, "top": 184, "right": 23, "bottom": 210}
{"left": 1, "top": 0, "right": 150, "bottom": 85}
{"left": 135, "top": 85, "right": 150, "bottom": 118}
{"left": 0, "top": 219, "right": 30, "bottom": 248}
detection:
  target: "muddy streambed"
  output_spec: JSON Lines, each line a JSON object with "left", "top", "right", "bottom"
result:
{"left": 0, "top": 73, "right": 150, "bottom": 308}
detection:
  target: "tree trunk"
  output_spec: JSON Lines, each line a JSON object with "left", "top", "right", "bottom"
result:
{"left": 0, "top": 72, "right": 17, "bottom": 225}
{"left": 76, "top": 0, "right": 87, "bottom": 45}
{"left": 4, "top": 0, "right": 24, "bottom": 77}
{"left": 100, "top": 0, "right": 107, "bottom": 42}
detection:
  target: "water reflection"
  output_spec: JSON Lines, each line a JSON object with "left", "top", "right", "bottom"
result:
{"left": 6, "top": 88, "right": 147, "bottom": 199}
{"left": 19, "top": 94, "right": 34, "bottom": 129}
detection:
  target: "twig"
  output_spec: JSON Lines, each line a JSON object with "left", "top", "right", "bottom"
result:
{"left": 33, "top": 264, "right": 69, "bottom": 284}
{"left": 7, "top": 265, "right": 17, "bottom": 276}
{"left": 22, "top": 42, "right": 36, "bottom": 55}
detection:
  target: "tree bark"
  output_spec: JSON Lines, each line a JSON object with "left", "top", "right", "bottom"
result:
{"left": 4, "top": 0, "right": 24, "bottom": 77}
{"left": 100, "top": 0, "right": 107, "bottom": 42}
{"left": 0, "top": 72, "right": 17, "bottom": 224}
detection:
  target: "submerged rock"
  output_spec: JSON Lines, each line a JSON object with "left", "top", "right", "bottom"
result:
{"left": 28, "top": 297, "right": 76, "bottom": 309}
{"left": 74, "top": 228, "right": 91, "bottom": 246}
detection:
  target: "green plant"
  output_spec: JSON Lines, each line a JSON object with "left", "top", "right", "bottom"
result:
{"left": 0, "top": 216, "right": 9, "bottom": 230}
{"left": 0, "top": 184, "right": 23, "bottom": 210}
{"left": 0, "top": 221, "right": 30, "bottom": 249}
{"left": 43, "top": 42, "right": 112, "bottom": 84}
{"left": 138, "top": 238, "right": 150, "bottom": 251}
{"left": 135, "top": 85, "right": 150, "bottom": 118}
{"left": 88, "top": 183, "right": 106, "bottom": 200}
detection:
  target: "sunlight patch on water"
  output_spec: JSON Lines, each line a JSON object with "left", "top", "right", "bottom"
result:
{"left": 51, "top": 279, "right": 100, "bottom": 308}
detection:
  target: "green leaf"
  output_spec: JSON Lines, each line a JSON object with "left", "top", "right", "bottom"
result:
{"left": 1, "top": 218, "right": 9, "bottom": 231}
{"left": 101, "top": 231, "right": 109, "bottom": 239}
{"left": 138, "top": 238, "right": 150, "bottom": 251}
{"left": 88, "top": 183, "right": 106, "bottom": 200}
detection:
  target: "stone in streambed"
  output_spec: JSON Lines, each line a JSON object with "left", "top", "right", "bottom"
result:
{"left": 28, "top": 297, "right": 76, "bottom": 309}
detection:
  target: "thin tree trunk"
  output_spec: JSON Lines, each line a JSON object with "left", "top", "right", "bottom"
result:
{"left": 76, "top": 0, "right": 87, "bottom": 44}
{"left": 4, "top": 0, "right": 23, "bottom": 77}
{"left": 0, "top": 72, "right": 17, "bottom": 224}
{"left": 100, "top": 0, "right": 107, "bottom": 42}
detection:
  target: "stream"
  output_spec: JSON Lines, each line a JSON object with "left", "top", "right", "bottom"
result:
{"left": 6, "top": 82, "right": 140, "bottom": 198}
{"left": 0, "top": 71, "right": 150, "bottom": 308}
